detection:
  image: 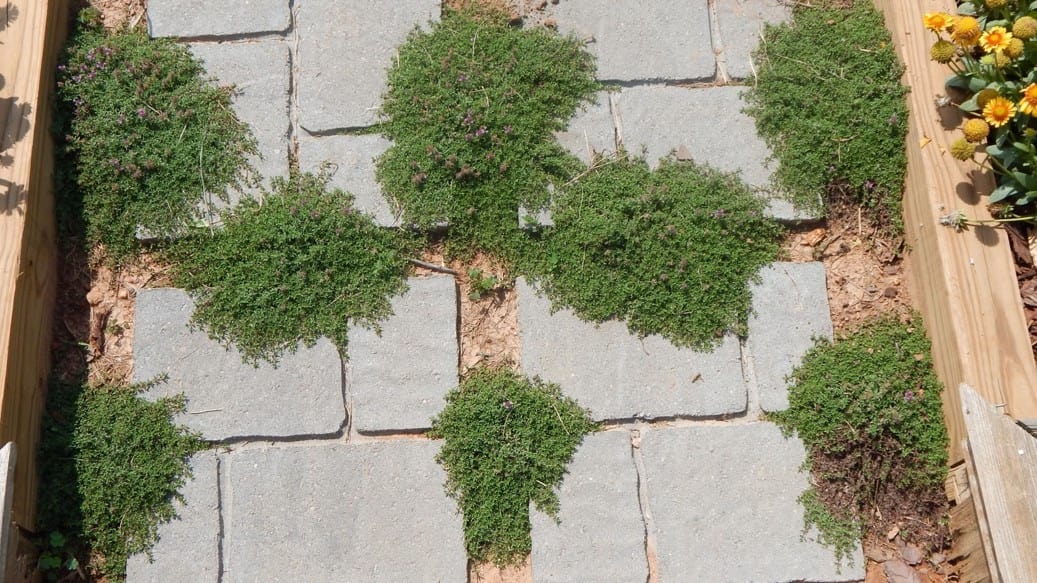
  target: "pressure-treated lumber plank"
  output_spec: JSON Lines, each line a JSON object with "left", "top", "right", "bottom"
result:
{"left": 0, "top": 0, "right": 63, "bottom": 530}
{"left": 961, "top": 384, "right": 1037, "bottom": 583}
{"left": 872, "top": 0, "right": 1037, "bottom": 464}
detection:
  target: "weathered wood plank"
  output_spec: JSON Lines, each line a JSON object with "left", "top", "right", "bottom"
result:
{"left": 961, "top": 383, "right": 1037, "bottom": 583}
{"left": 872, "top": 0, "right": 1037, "bottom": 465}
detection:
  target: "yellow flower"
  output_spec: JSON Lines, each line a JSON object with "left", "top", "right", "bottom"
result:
{"left": 994, "top": 52, "right": 1013, "bottom": 68}
{"left": 1019, "top": 83, "right": 1037, "bottom": 116}
{"left": 980, "top": 26, "right": 1013, "bottom": 53}
{"left": 953, "top": 17, "right": 982, "bottom": 46}
{"left": 950, "top": 138, "right": 977, "bottom": 161}
{"left": 985, "top": 0, "right": 1008, "bottom": 7}
{"left": 983, "top": 96, "right": 1017, "bottom": 127}
{"left": 924, "top": 12, "right": 954, "bottom": 33}
{"left": 1014, "top": 16, "right": 1037, "bottom": 40}
{"left": 1006, "top": 37, "right": 1025, "bottom": 59}
{"left": 962, "top": 119, "right": 990, "bottom": 143}
{"left": 931, "top": 39, "right": 957, "bottom": 63}
{"left": 976, "top": 88, "right": 999, "bottom": 109}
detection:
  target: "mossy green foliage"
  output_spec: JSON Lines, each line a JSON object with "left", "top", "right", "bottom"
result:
{"left": 429, "top": 368, "right": 597, "bottom": 565}
{"left": 168, "top": 171, "right": 414, "bottom": 363}
{"left": 744, "top": 0, "right": 908, "bottom": 230}
{"left": 530, "top": 156, "right": 783, "bottom": 348}
{"left": 771, "top": 316, "right": 948, "bottom": 559}
{"left": 57, "top": 10, "right": 256, "bottom": 260}
{"left": 377, "top": 8, "right": 597, "bottom": 258}
{"left": 36, "top": 382, "right": 203, "bottom": 581}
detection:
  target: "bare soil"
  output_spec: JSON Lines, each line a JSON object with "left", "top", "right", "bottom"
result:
{"left": 87, "top": 0, "right": 145, "bottom": 29}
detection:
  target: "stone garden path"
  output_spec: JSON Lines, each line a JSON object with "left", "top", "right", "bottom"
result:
{"left": 128, "top": 1, "right": 864, "bottom": 581}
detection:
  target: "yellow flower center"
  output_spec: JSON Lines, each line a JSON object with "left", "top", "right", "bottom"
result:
{"left": 984, "top": 96, "right": 1017, "bottom": 127}
{"left": 924, "top": 12, "right": 953, "bottom": 32}
{"left": 981, "top": 27, "right": 1013, "bottom": 53}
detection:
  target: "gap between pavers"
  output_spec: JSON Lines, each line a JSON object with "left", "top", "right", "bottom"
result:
{"left": 531, "top": 429, "right": 648, "bottom": 583}
{"left": 126, "top": 451, "right": 220, "bottom": 583}
{"left": 641, "top": 422, "right": 864, "bottom": 582}
{"left": 148, "top": 0, "right": 291, "bottom": 39}
{"left": 297, "top": 133, "right": 399, "bottom": 227}
{"left": 747, "top": 262, "right": 833, "bottom": 413}
{"left": 347, "top": 276, "right": 458, "bottom": 434}
{"left": 133, "top": 288, "right": 345, "bottom": 442}
{"left": 296, "top": 0, "right": 440, "bottom": 132}
{"left": 221, "top": 440, "right": 466, "bottom": 583}
{"left": 517, "top": 278, "right": 747, "bottom": 422}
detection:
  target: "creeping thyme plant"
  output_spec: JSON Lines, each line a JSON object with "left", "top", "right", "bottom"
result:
{"left": 927, "top": 1, "right": 1037, "bottom": 226}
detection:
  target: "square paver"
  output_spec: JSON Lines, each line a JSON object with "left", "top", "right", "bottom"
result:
{"left": 222, "top": 440, "right": 466, "bottom": 583}
{"left": 715, "top": 0, "right": 790, "bottom": 80}
{"left": 532, "top": 430, "right": 647, "bottom": 582}
{"left": 126, "top": 451, "right": 220, "bottom": 583}
{"left": 517, "top": 278, "right": 746, "bottom": 421}
{"left": 747, "top": 262, "right": 832, "bottom": 412}
{"left": 148, "top": 0, "right": 290, "bottom": 39}
{"left": 298, "top": 134, "right": 399, "bottom": 227}
{"left": 189, "top": 41, "right": 291, "bottom": 195}
{"left": 554, "top": 92, "right": 616, "bottom": 165}
{"left": 348, "top": 276, "right": 458, "bottom": 433}
{"left": 641, "top": 423, "right": 863, "bottom": 582}
{"left": 133, "top": 288, "right": 345, "bottom": 441}
{"left": 297, "top": 0, "right": 440, "bottom": 131}
{"left": 552, "top": 0, "right": 714, "bottom": 82}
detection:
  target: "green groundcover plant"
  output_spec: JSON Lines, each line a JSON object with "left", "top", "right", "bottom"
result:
{"left": 377, "top": 7, "right": 598, "bottom": 259}
{"left": 167, "top": 171, "right": 415, "bottom": 364}
{"left": 429, "top": 368, "right": 597, "bottom": 565}
{"left": 530, "top": 155, "right": 783, "bottom": 349}
{"left": 57, "top": 9, "right": 255, "bottom": 260}
{"left": 771, "top": 316, "right": 948, "bottom": 561}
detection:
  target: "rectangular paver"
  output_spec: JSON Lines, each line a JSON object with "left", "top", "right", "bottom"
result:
{"left": 715, "top": 0, "right": 790, "bottom": 80}
{"left": 189, "top": 41, "right": 291, "bottom": 193}
{"left": 297, "top": 0, "right": 440, "bottom": 131}
{"left": 348, "top": 276, "right": 458, "bottom": 433}
{"left": 517, "top": 278, "right": 746, "bottom": 421}
{"left": 531, "top": 430, "right": 647, "bottom": 582}
{"left": 133, "top": 288, "right": 345, "bottom": 441}
{"left": 298, "top": 134, "right": 399, "bottom": 227}
{"left": 747, "top": 262, "right": 833, "bottom": 412}
{"left": 552, "top": 0, "right": 714, "bottom": 82}
{"left": 126, "top": 451, "right": 220, "bottom": 583}
{"left": 554, "top": 92, "right": 615, "bottom": 164}
{"left": 148, "top": 0, "right": 290, "bottom": 38}
{"left": 222, "top": 440, "right": 466, "bottom": 583}
{"left": 641, "top": 423, "right": 863, "bottom": 582}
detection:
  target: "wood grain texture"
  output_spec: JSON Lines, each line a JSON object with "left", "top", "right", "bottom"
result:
{"left": 961, "top": 384, "right": 1037, "bottom": 583}
{"left": 0, "top": 0, "right": 64, "bottom": 531}
{"left": 872, "top": 0, "right": 1037, "bottom": 465}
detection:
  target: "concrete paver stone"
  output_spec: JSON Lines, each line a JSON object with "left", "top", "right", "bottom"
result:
{"left": 222, "top": 440, "right": 466, "bottom": 582}
{"left": 551, "top": 0, "right": 714, "bottom": 82}
{"left": 189, "top": 41, "right": 291, "bottom": 194}
{"left": 641, "top": 423, "right": 863, "bottom": 582}
{"left": 715, "top": 0, "right": 791, "bottom": 80}
{"left": 748, "top": 262, "right": 833, "bottom": 412}
{"left": 348, "top": 276, "right": 458, "bottom": 433}
{"left": 297, "top": 0, "right": 440, "bottom": 131}
{"left": 517, "top": 278, "right": 746, "bottom": 421}
{"left": 298, "top": 134, "right": 399, "bottom": 227}
{"left": 531, "top": 430, "right": 647, "bottom": 582}
{"left": 133, "top": 288, "right": 345, "bottom": 441}
{"left": 148, "top": 0, "right": 290, "bottom": 38}
{"left": 554, "top": 92, "right": 616, "bottom": 165}
{"left": 126, "top": 452, "right": 220, "bottom": 583}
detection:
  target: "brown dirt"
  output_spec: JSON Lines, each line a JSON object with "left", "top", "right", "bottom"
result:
{"left": 468, "top": 557, "right": 532, "bottom": 583}
{"left": 87, "top": 0, "right": 145, "bottom": 29}
{"left": 1002, "top": 222, "right": 1037, "bottom": 365}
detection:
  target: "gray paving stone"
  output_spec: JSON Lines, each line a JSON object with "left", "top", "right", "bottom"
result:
{"left": 222, "top": 440, "right": 466, "bottom": 583}
{"left": 517, "top": 278, "right": 746, "bottom": 421}
{"left": 298, "top": 134, "right": 399, "bottom": 227}
{"left": 715, "top": 0, "right": 790, "bottom": 81}
{"left": 554, "top": 92, "right": 615, "bottom": 164}
{"left": 148, "top": 0, "right": 290, "bottom": 38}
{"left": 126, "top": 451, "right": 220, "bottom": 583}
{"left": 641, "top": 423, "right": 863, "bottom": 582}
{"left": 616, "top": 85, "right": 772, "bottom": 188}
{"left": 190, "top": 41, "right": 291, "bottom": 193}
{"left": 531, "top": 430, "right": 647, "bottom": 583}
{"left": 133, "top": 288, "right": 345, "bottom": 441}
{"left": 748, "top": 262, "right": 832, "bottom": 412}
{"left": 552, "top": 0, "right": 714, "bottom": 82}
{"left": 348, "top": 276, "right": 458, "bottom": 433}
{"left": 297, "top": 0, "right": 440, "bottom": 132}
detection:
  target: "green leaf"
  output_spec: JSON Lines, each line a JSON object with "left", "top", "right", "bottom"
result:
{"left": 946, "top": 74, "right": 973, "bottom": 91}
{"left": 38, "top": 555, "right": 61, "bottom": 571}
{"left": 48, "top": 531, "right": 66, "bottom": 549}
{"left": 959, "top": 95, "right": 980, "bottom": 113}
{"left": 1011, "top": 171, "right": 1037, "bottom": 191}
{"left": 986, "top": 144, "right": 1005, "bottom": 158}
{"left": 989, "top": 183, "right": 1019, "bottom": 203}
{"left": 1030, "top": 1, "right": 1037, "bottom": 11}
{"left": 959, "top": 2, "right": 976, "bottom": 15}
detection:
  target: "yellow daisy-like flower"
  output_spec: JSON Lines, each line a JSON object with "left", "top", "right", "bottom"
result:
{"left": 983, "top": 96, "right": 1017, "bottom": 127}
{"left": 1006, "top": 37, "right": 1025, "bottom": 59}
{"left": 952, "top": 16, "right": 982, "bottom": 46}
{"left": 980, "top": 26, "right": 1013, "bottom": 53}
{"left": 1014, "top": 16, "right": 1037, "bottom": 40}
{"left": 962, "top": 119, "right": 990, "bottom": 143}
{"left": 924, "top": 12, "right": 954, "bottom": 33}
{"left": 1018, "top": 83, "right": 1037, "bottom": 116}
{"left": 931, "top": 39, "right": 957, "bottom": 63}
{"left": 950, "top": 138, "right": 977, "bottom": 161}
